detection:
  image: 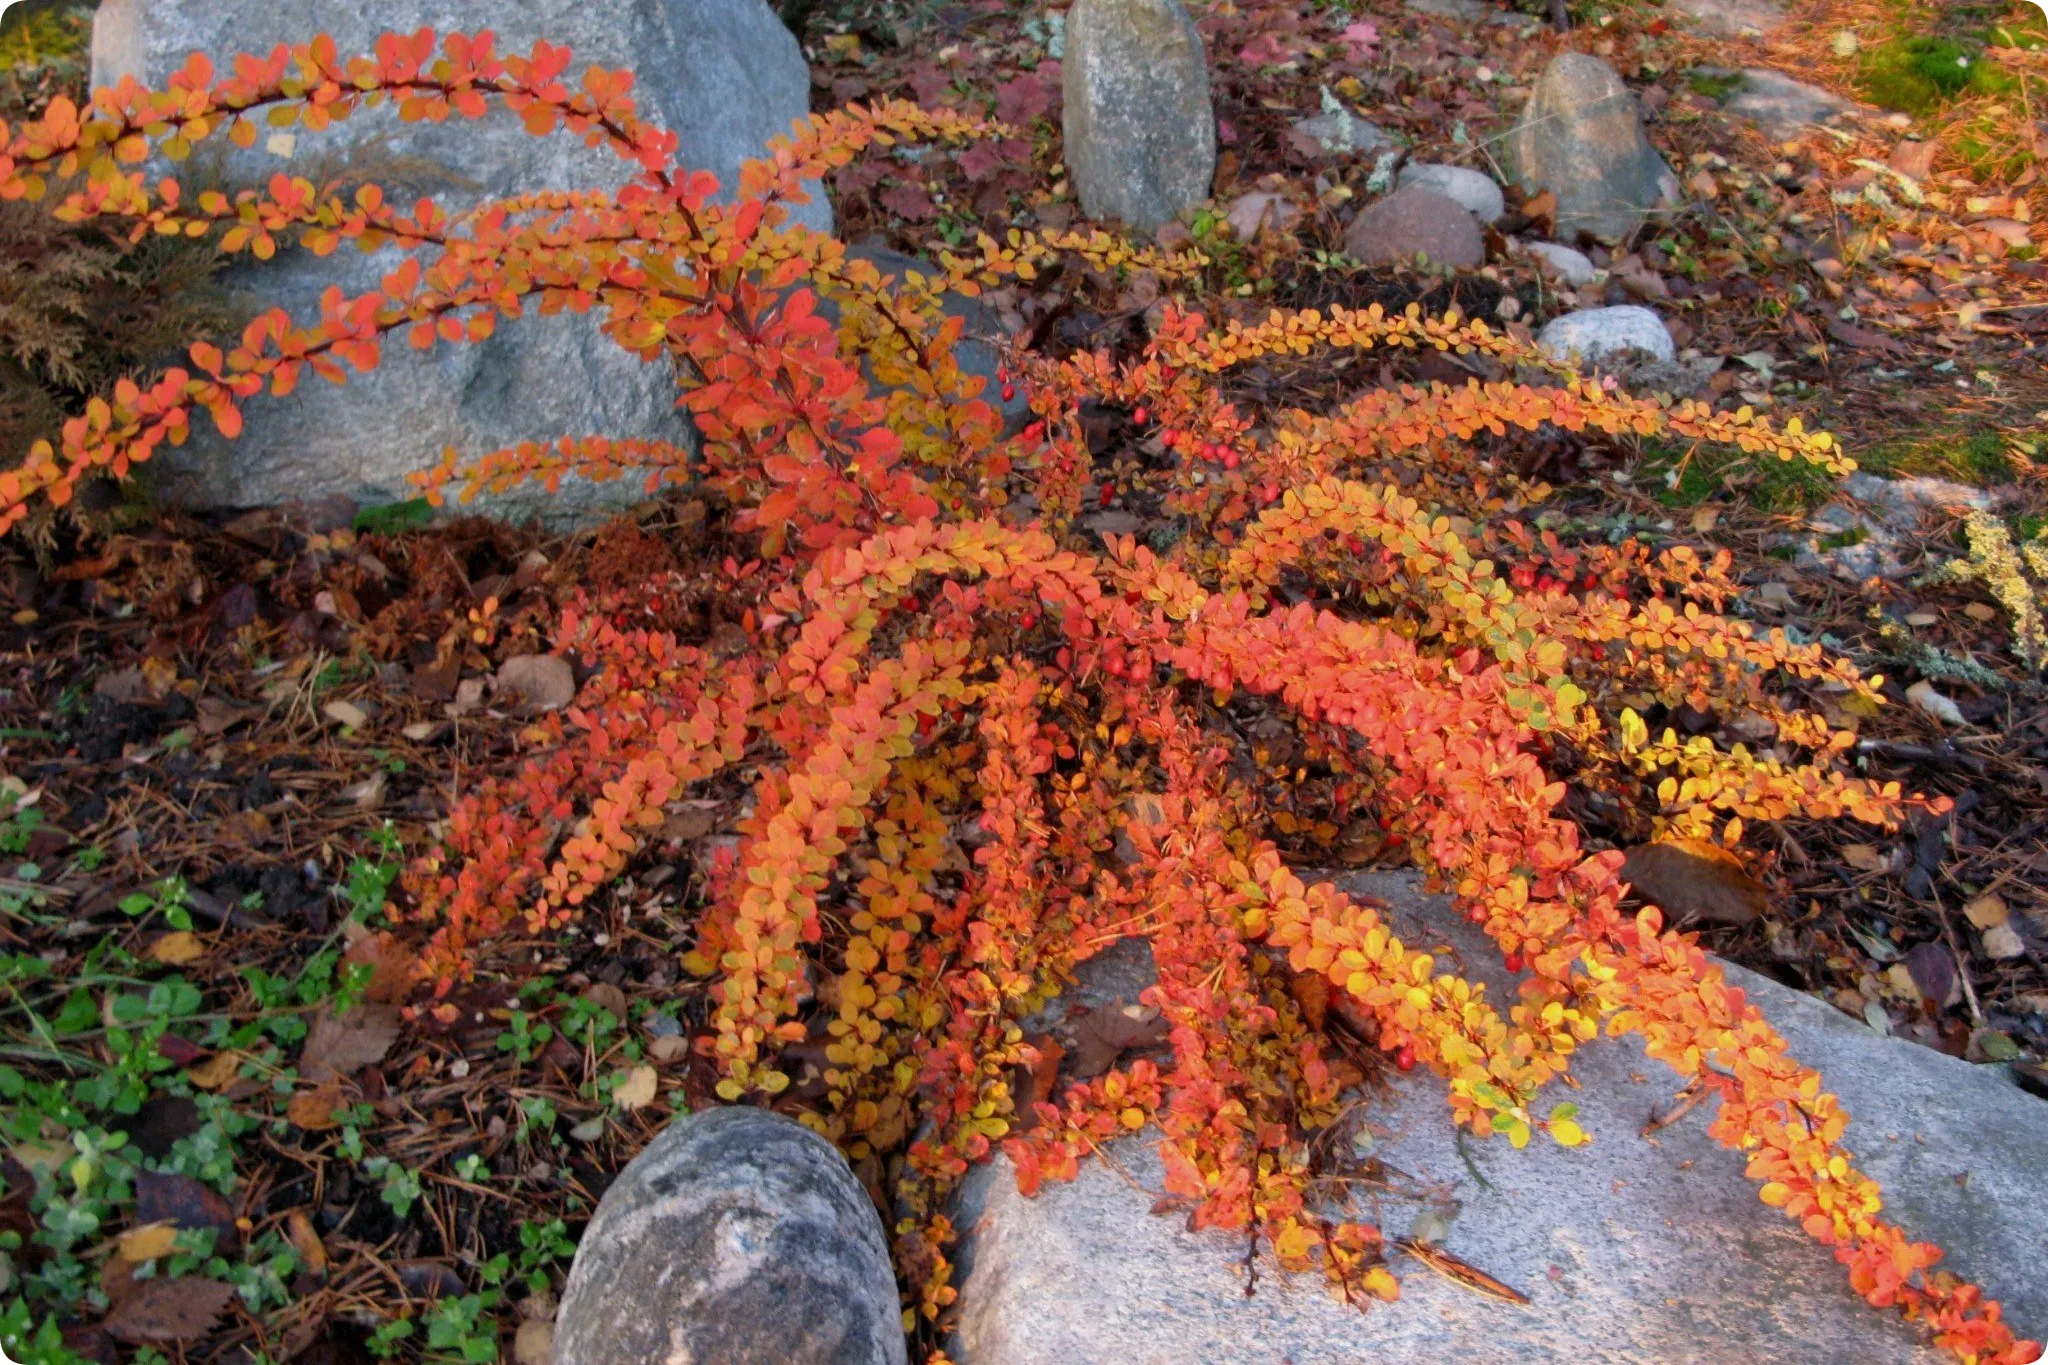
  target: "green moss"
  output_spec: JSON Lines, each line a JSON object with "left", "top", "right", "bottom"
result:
{"left": 1637, "top": 441, "right": 1839, "bottom": 515}
{"left": 1855, "top": 428, "right": 2014, "bottom": 486}
{"left": 1857, "top": 35, "right": 2013, "bottom": 113}
{"left": 1687, "top": 70, "right": 1747, "bottom": 101}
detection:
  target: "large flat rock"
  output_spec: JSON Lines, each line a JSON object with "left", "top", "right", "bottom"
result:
{"left": 93, "top": 0, "right": 824, "bottom": 527}
{"left": 951, "top": 871, "right": 2044, "bottom": 1364}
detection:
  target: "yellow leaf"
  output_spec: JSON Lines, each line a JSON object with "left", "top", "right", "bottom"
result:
{"left": 1963, "top": 893, "right": 2008, "bottom": 930}
{"left": 148, "top": 932, "right": 204, "bottom": 965}
{"left": 1551, "top": 1119, "right": 1586, "bottom": 1147}
{"left": 186, "top": 1051, "right": 242, "bottom": 1091}
{"left": 117, "top": 1223, "right": 179, "bottom": 1263}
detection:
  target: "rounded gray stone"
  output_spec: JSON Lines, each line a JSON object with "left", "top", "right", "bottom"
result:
{"left": 1395, "top": 163, "right": 1506, "bottom": 224}
{"left": 1516, "top": 239, "right": 1600, "bottom": 287}
{"left": 92, "top": 0, "right": 824, "bottom": 528}
{"left": 1062, "top": 0, "right": 1218, "bottom": 235}
{"left": 557, "top": 1107, "right": 906, "bottom": 1365}
{"left": 1536, "top": 305, "right": 1675, "bottom": 369}
{"left": 1342, "top": 186, "right": 1486, "bottom": 270}
{"left": 1507, "top": 53, "right": 1680, "bottom": 242}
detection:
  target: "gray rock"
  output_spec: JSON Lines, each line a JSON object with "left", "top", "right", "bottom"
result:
{"left": 1291, "top": 109, "right": 1399, "bottom": 158}
{"left": 950, "top": 871, "right": 2047, "bottom": 1365}
{"left": 1781, "top": 472, "right": 1997, "bottom": 582}
{"left": 1404, "top": 0, "right": 1491, "bottom": 18}
{"left": 1507, "top": 53, "right": 1680, "bottom": 242}
{"left": 1844, "top": 471, "right": 1994, "bottom": 519}
{"left": 1062, "top": 0, "right": 1217, "bottom": 235}
{"left": 1668, "top": 0, "right": 1789, "bottom": 38}
{"left": 1535, "top": 305, "right": 1675, "bottom": 369}
{"left": 1342, "top": 186, "right": 1486, "bottom": 270}
{"left": 557, "top": 1107, "right": 906, "bottom": 1365}
{"left": 1403, "top": 0, "right": 1542, "bottom": 25}
{"left": 1516, "top": 239, "right": 1600, "bottom": 287}
{"left": 1224, "top": 190, "right": 1304, "bottom": 241}
{"left": 1395, "top": 163, "right": 1506, "bottom": 224}
{"left": 829, "top": 243, "right": 1032, "bottom": 435}
{"left": 92, "top": 0, "right": 824, "bottom": 528}
{"left": 1722, "top": 68, "right": 1860, "bottom": 139}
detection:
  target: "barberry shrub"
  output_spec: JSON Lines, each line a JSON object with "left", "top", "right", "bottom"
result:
{"left": 2, "top": 29, "right": 2036, "bottom": 1365}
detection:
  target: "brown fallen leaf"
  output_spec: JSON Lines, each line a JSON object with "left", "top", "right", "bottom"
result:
{"left": 104, "top": 1275, "right": 237, "bottom": 1345}
{"left": 300, "top": 1004, "right": 401, "bottom": 1084}
{"left": 1827, "top": 320, "right": 1911, "bottom": 358}
{"left": 1841, "top": 843, "right": 1889, "bottom": 874}
{"left": 286, "top": 1081, "right": 345, "bottom": 1132}
{"left": 1018, "top": 1033, "right": 1066, "bottom": 1122}
{"left": 185, "top": 1051, "right": 243, "bottom": 1091}
{"left": 286, "top": 1209, "right": 328, "bottom": 1275}
{"left": 194, "top": 696, "right": 259, "bottom": 736}
{"left": 1066, "top": 1003, "right": 1170, "bottom": 1080}
{"left": 1619, "top": 840, "right": 1767, "bottom": 926}
{"left": 1963, "top": 893, "right": 2008, "bottom": 930}
{"left": 134, "top": 1170, "right": 239, "bottom": 1252}
{"left": 340, "top": 931, "right": 417, "bottom": 1004}
{"left": 1904, "top": 941, "right": 1961, "bottom": 1011}
{"left": 1288, "top": 969, "right": 1329, "bottom": 1033}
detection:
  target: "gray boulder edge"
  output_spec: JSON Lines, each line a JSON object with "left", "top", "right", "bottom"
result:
{"left": 1507, "top": 52, "right": 1679, "bottom": 243}
{"left": 92, "top": 0, "right": 825, "bottom": 529}
{"left": 949, "top": 870, "right": 2044, "bottom": 1364}
{"left": 557, "top": 1106, "right": 906, "bottom": 1365}
{"left": 1061, "top": 0, "right": 1218, "bottom": 235}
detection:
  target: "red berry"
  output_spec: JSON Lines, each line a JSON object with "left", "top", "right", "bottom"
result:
{"left": 1133, "top": 406, "right": 1151, "bottom": 425}
{"left": 1222, "top": 450, "right": 1240, "bottom": 470}
{"left": 1261, "top": 482, "right": 1280, "bottom": 504}
{"left": 1001, "top": 384, "right": 1016, "bottom": 401}
{"left": 1395, "top": 1044, "right": 1416, "bottom": 1072}
{"left": 1099, "top": 483, "right": 1115, "bottom": 507}
{"left": 1504, "top": 953, "right": 1523, "bottom": 974}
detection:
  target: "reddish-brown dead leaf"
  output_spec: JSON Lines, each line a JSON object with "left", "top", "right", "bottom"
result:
{"left": 1066, "top": 1003, "right": 1170, "bottom": 1080}
{"left": 104, "top": 1276, "right": 237, "bottom": 1345}
{"left": 300, "top": 1004, "right": 401, "bottom": 1084}
{"left": 1620, "top": 840, "right": 1767, "bottom": 926}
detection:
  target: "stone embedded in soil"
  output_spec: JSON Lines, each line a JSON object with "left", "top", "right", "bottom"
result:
{"left": 1507, "top": 53, "right": 1680, "bottom": 242}
{"left": 555, "top": 1106, "right": 905, "bottom": 1365}
{"left": 1515, "top": 239, "right": 1600, "bottom": 287}
{"left": 93, "top": 0, "right": 822, "bottom": 529}
{"left": 1780, "top": 474, "right": 1997, "bottom": 582}
{"left": 948, "top": 871, "right": 2047, "bottom": 1365}
{"left": 1290, "top": 108, "right": 1399, "bottom": 158}
{"left": 1667, "top": 0, "right": 1790, "bottom": 38}
{"left": 1394, "top": 163, "right": 1506, "bottom": 224}
{"left": 822, "top": 242, "right": 1032, "bottom": 435}
{"left": 1061, "top": 0, "right": 1218, "bottom": 235}
{"left": 1225, "top": 190, "right": 1305, "bottom": 241}
{"left": 1720, "top": 68, "right": 1860, "bottom": 140}
{"left": 1342, "top": 186, "right": 1487, "bottom": 269}
{"left": 1535, "top": 305, "right": 1676, "bottom": 370}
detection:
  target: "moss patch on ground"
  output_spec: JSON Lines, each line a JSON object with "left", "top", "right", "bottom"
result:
{"left": 1855, "top": 428, "right": 2016, "bottom": 486}
{"left": 1637, "top": 441, "right": 1841, "bottom": 514}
